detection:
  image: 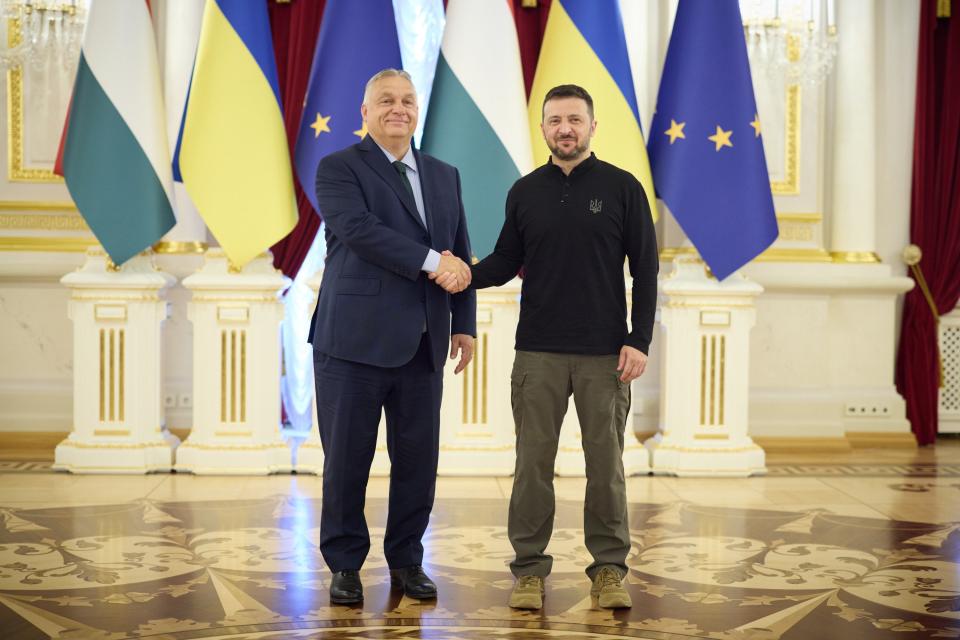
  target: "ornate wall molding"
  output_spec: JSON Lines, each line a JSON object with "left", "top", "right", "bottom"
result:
{"left": 6, "top": 18, "right": 66, "bottom": 184}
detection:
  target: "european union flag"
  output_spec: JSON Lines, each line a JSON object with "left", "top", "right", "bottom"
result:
{"left": 647, "top": 0, "right": 778, "bottom": 281}
{"left": 294, "top": 0, "right": 402, "bottom": 213}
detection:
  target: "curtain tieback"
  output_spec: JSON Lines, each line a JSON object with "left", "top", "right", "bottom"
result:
{"left": 903, "top": 244, "right": 944, "bottom": 388}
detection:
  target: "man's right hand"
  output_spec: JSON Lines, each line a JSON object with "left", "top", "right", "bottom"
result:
{"left": 430, "top": 250, "right": 471, "bottom": 293}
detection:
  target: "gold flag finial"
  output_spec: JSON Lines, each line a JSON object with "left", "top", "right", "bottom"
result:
{"left": 903, "top": 244, "right": 945, "bottom": 387}
{"left": 938, "top": 0, "right": 951, "bottom": 18}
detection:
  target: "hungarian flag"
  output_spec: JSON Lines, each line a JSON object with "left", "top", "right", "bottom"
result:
{"left": 56, "top": 0, "right": 176, "bottom": 265}
{"left": 422, "top": 0, "right": 534, "bottom": 259}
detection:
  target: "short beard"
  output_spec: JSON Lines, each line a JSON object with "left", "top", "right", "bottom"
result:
{"left": 548, "top": 138, "right": 589, "bottom": 161}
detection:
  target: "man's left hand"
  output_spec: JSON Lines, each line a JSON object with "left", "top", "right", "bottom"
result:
{"left": 450, "top": 334, "right": 474, "bottom": 374}
{"left": 617, "top": 345, "right": 647, "bottom": 383}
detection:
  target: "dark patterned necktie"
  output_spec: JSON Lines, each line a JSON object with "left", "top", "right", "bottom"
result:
{"left": 393, "top": 160, "right": 415, "bottom": 200}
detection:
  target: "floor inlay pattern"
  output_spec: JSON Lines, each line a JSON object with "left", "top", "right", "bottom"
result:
{"left": 3, "top": 462, "right": 960, "bottom": 477}
{"left": 764, "top": 464, "right": 960, "bottom": 477}
{"left": 0, "top": 494, "right": 958, "bottom": 639}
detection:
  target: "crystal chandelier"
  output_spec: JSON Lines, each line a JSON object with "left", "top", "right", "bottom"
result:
{"left": 743, "top": 0, "right": 838, "bottom": 86}
{"left": 0, "top": 0, "right": 85, "bottom": 72}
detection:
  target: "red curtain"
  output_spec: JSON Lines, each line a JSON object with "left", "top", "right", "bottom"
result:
{"left": 268, "top": 0, "right": 326, "bottom": 279}
{"left": 895, "top": 0, "right": 960, "bottom": 445}
{"left": 511, "top": 0, "right": 552, "bottom": 97}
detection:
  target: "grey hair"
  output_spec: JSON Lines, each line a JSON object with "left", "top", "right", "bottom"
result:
{"left": 362, "top": 68, "right": 415, "bottom": 105}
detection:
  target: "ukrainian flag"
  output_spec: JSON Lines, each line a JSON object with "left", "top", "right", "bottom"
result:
{"left": 528, "top": 0, "right": 656, "bottom": 219}
{"left": 174, "top": 0, "right": 297, "bottom": 268}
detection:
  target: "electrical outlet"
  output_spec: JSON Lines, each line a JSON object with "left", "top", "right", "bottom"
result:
{"left": 844, "top": 403, "right": 891, "bottom": 417}
{"left": 178, "top": 393, "right": 192, "bottom": 408}
{"left": 163, "top": 394, "right": 176, "bottom": 409}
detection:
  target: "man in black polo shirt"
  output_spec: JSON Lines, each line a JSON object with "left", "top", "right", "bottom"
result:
{"left": 433, "top": 84, "right": 658, "bottom": 610}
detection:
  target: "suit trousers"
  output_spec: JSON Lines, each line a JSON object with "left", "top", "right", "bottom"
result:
{"left": 313, "top": 333, "right": 443, "bottom": 572}
{"left": 507, "top": 350, "right": 631, "bottom": 580}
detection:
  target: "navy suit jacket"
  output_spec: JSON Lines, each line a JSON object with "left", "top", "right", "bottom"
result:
{"left": 310, "top": 135, "right": 476, "bottom": 372}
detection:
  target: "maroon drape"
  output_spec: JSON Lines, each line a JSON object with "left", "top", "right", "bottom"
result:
{"left": 511, "top": 0, "right": 552, "bottom": 97}
{"left": 268, "top": 0, "right": 326, "bottom": 279}
{"left": 895, "top": 0, "right": 960, "bottom": 445}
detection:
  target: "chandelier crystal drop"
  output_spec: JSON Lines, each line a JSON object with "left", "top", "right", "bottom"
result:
{"left": 0, "top": 0, "right": 85, "bottom": 72}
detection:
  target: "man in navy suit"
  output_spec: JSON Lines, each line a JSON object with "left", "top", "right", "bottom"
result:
{"left": 311, "top": 68, "right": 476, "bottom": 605}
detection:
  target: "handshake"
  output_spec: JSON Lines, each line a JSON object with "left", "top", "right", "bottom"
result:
{"left": 429, "top": 250, "right": 471, "bottom": 294}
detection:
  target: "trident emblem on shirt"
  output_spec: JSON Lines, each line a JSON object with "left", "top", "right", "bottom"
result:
{"left": 589, "top": 199, "right": 603, "bottom": 214}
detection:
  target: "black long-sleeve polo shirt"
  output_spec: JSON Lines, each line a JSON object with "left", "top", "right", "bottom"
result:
{"left": 471, "top": 153, "right": 659, "bottom": 356}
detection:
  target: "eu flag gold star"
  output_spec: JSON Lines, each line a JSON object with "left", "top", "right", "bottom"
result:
{"left": 353, "top": 121, "right": 368, "bottom": 139}
{"left": 750, "top": 114, "right": 761, "bottom": 138}
{"left": 708, "top": 126, "right": 733, "bottom": 151}
{"left": 310, "top": 113, "right": 331, "bottom": 138}
{"left": 664, "top": 119, "right": 686, "bottom": 144}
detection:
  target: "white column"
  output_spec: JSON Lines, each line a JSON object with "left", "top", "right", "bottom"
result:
{"left": 156, "top": 0, "right": 207, "bottom": 250}
{"left": 437, "top": 283, "right": 519, "bottom": 475}
{"left": 175, "top": 250, "right": 292, "bottom": 474}
{"left": 54, "top": 249, "right": 178, "bottom": 474}
{"left": 646, "top": 257, "right": 766, "bottom": 477}
{"left": 296, "top": 268, "right": 325, "bottom": 475}
{"left": 830, "top": 0, "right": 879, "bottom": 263}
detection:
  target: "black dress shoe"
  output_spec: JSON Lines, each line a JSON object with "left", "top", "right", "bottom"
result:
{"left": 330, "top": 570, "right": 363, "bottom": 604}
{"left": 389, "top": 565, "right": 437, "bottom": 599}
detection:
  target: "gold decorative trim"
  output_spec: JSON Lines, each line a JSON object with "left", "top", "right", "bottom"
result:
{"left": 830, "top": 251, "right": 882, "bottom": 264}
{"left": 471, "top": 336, "right": 478, "bottom": 423}
{"left": 660, "top": 246, "right": 832, "bottom": 263}
{"left": 153, "top": 241, "right": 208, "bottom": 254}
{"left": 758, "top": 248, "right": 833, "bottom": 262}
{"left": 240, "top": 330, "right": 247, "bottom": 423}
{"left": 654, "top": 443, "right": 764, "bottom": 454}
{"left": 3, "top": 211, "right": 87, "bottom": 231}
{"left": 192, "top": 295, "right": 281, "bottom": 303}
{"left": 771, "top": 85, "right": 800, "bottom": 195}
{"left": 119, "top": 329, "right": 125, "bottom": 422}
{"left": 99, "top": 329, "right": 105, "bottom": 422}
{"left": 709, "top": 335, "right": 717, "bottom": 425}
{"left": 699, "top": 335, "right": 706, "bottom": 425}
{"left": 6, "top": 18, "right": 63, "bottom": 183}
{"left": 664, "top": 301, "right": 757, "bottom": 309}
{"left": 220, "top": 331, "right": 227, "bottom": 423}
{"left": 0, "top": 237, "right": 93, "bottom": 252}
{"left": 93, "top": 429, "right": 130, "bottom": 437}
{"left": 719, "top": 335, "right": 726, "bottom": 424}
{"left": 0, "top": 201, "right": 75, "bottom": 211}
{"left": 777, "top": 212, "right": 822, "bottom": 223}
{"left": 177, "top": 442, "right": 288, "bottom": 451}
{"left": 72, "top": 293, "right": 161, "bottom": 302}
{"left": 56, "top": 440, "right": 171, "bottom": 450}
{"left": 231, "top": 330, "right": 237, "bottom": 422}
{"left": 454, "top": 431, "right": 494, "bottom": 439}
{"left": 109, "top": 329, "right": 116, "bottom": 421}
{"left": 481, "top": 333, "right": 488, "bottom": 424}
{"left": 694, "top": 433, "right": 730, "bottom": 440}
{"left": 461, "top": 353, "right": 468, "bottom": 424}
{"left": 439, "top": 444, "right": 514, "bottom": 452}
